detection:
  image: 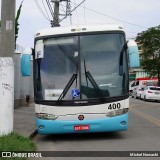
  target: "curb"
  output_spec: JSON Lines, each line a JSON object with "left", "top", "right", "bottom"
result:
{"left": 29, "top": 129, "right": 38, "bottom": 139}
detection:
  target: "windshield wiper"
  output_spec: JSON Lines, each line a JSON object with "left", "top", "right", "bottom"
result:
{"left": 57, "top": 44, "right": 79, "bottom": 68}
{"left": 85, "top": 71, "right": 107, "bottom": 101}
{"left": 83, "top": 60, "right": 109, "bottom": 101}
{"left": 57, "top": 74, "right": 77, "bottom": 103}
{"left": 56, "top": 44, "right": 79, "bottom": 103}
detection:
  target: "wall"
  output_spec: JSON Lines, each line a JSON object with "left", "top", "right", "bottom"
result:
{"left": 14, "top": 52, "right": 34, "bottom": 107}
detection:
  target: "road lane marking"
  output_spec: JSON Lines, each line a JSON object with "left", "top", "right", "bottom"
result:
{"left": 130, "top": 109, "right": 160, "bottom": 127}
{"left": 130, "top": 104, "right": 160, "bottom": 109}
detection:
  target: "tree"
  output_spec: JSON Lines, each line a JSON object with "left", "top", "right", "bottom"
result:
{"left": 15, "top": 0, "right": 24, "bottom": 45}
{"left": 136, "top": 25, "right": 160, "bottom": 86}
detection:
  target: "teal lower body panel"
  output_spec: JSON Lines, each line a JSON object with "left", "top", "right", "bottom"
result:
{"left": 36, "top": 113, "right": 128, "bottom": 135}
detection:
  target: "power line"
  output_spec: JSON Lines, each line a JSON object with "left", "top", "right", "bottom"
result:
{"left": 34, "top": 0, "right": 86, "bottom": 26}
{"left": 46, "top": 0, "right": 54, "bottom": 19}
{"left": 74, "top": 0, "right": 80, "bottom": 24}
{"left": 83, "top": 1, "right": 86, "bottom": 24}
{"left": 42, "top": 0, "right": 51, "bottom": 20}
{"left": 34, "top": 0, "right": 50, "bottom": 21}
{"left": 59, "top": 0, "right": 86, "bottom": 23}
{"left": 60, "top": 3, "right": 66, "bottom": 13}
{"left": 34, "top": 0, "right": 147, "bottom": 29}
{"left": 71, "top": 1, "right": 147, "bottom": 29}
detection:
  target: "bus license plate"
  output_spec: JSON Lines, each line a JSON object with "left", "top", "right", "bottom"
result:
{"left": 74, "top": 125, "right": 90, "bottom": 131}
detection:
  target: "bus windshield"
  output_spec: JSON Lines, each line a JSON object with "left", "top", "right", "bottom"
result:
{"left": 34, "top": 33, "right": 128, "bottom": 102}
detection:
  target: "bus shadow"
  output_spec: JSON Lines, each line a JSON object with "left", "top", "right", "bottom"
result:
{"left": 38, "top": 131, "right": 125, "bottom": 142}
{"left": 145, "top": 100, "right": 160, "bottom": 103}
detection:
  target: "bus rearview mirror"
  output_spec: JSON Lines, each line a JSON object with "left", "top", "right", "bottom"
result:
{"left": 127, "top": 40, "right": 140, "bottom": 68}
{"left": 21, "top": 48, "right": 32, "bottom": 76}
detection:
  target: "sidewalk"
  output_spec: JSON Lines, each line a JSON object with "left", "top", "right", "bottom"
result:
{"left": 14, "top": 103, "right": 36, "bottom": 137}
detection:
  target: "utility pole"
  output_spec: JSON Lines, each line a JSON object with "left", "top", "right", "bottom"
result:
{"left": 0, "top": 0, "right": 16, "bottom": 135}
{"left": 66, "top": 0, "right": 72, "bottom": 25}
{"left": 46, "top": 0, "right": 85, "bottom": 27}
{"left": 52, "top": 0, "right": 60, "bottom": 27}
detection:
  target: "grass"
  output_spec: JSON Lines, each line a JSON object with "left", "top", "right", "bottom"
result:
{"left": 0, "top": 132, "right": 36, "bottom": 160}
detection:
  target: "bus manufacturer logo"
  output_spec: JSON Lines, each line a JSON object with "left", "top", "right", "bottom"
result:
{"left": 74, "top": 101, "right": 88, "bottom": 104}
{"left": 78, "top": 115, "right": 84, "bottom": 120}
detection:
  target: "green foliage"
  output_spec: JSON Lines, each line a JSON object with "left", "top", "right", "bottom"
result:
{"left": 0, "top": 132, "right": 36, "bottom": 160}
{"left": 136, "top": 25, "right": 160, "bottom": 86}
{"left": 15, "top": 1, "right": 24, "bottom": 45}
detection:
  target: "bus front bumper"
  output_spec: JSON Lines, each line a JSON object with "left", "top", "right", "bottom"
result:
{"left": 36, "top": 113, "right": 128, "bottom": 135}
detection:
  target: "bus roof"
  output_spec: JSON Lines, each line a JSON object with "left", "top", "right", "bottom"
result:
{"left": 35, "top": 24, "right": 125, "bottom": 38}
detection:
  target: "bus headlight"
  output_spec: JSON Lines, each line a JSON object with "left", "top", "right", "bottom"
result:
{"left": 36, "top": 113, "right": 58, "bottom": 120}
{"left": 106, "top": 108, "right": 128, "bottom": 117}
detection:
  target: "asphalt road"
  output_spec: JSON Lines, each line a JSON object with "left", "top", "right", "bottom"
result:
{"left": 33, "top": 98, "right": 160, "bottom": 160}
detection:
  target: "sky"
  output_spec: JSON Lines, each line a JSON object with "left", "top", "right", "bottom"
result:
{"left": 1, "top": 0, "right": 160, "bottom": 48}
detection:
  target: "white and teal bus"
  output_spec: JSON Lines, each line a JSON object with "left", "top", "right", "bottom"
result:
{"left": 21, "top": 25, "right": 140, "bottom": 134}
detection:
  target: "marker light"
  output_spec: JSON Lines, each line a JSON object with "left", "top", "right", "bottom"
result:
{"left": 36, "top": 33, "right": 40, "bottom": 36}
{"left": 36, "top": 113, "right": 58, "bottom": 120}
{"left": 106, "top": 108, "right": 128, "bottom": 117}
{"left": 71, "top": 27, "right": 87, "bottom": 32}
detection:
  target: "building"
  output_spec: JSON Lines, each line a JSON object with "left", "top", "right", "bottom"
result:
{"left": 129, "top": 68, "right": 150, "bottom": 81}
